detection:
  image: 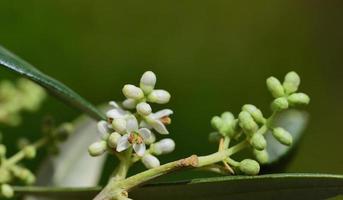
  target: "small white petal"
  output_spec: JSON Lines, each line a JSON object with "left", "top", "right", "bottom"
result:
{"left": 109, "top": 101, "right": 120, "bottom": 108}
{"left": 122, "top": 98, "right": 137, "bottom": 109}
{"left": 151, "top": 120, "right": 169, "bottom": 134}
{"left": 136, "top": 102, "right": 152, "bottom": 116}
{"left": 97, "top": 121, "right": 109, "bottom": 136}
{"left": 142, "top": 154, "right": 160, "bottom": 169}
{"left": 139, "top": 128, "right": 153, "bottom": 142}
{"left": 122, "top": 84, "right": 144, "bottom": 100}
{"left": 139, "top": 120, "right": 152, "bottom": 129}
{"left": 133, "top": 143, "right": 146, "bottom": 157}
{"left": 147, "top": 89, "right": 171, "bottom": 104}
{"left": 116, "top": 134, "right": 130, "bottom": 152}
{"left": 126, "top": 116, "right": 139, "bottom": 132}
{"left": 151, "top": 109, "right": 173, "bottom": 119}
{"left": 106, "top": 109, "right": 126, "bottom": 119}
{"left": 112, "top": 118, "right": 127, "bottom": 133}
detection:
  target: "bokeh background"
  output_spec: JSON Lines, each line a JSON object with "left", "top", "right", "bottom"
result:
{"left": 0, "top": 0, "right": 342, "bottom": 184}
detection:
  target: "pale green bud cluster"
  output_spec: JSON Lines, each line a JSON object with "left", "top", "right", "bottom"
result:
{"left": 267, "top": 71, "right": 310, "bottom": 111}
{"left": 0, "top": 78, "right": 46, "bottom": 126}
{"left": 209, "top": 71, "right": 309, "bottom": 175}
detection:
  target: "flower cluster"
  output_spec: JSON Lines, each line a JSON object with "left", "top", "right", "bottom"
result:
{"left": 210, "top": 71, "right": 310, "bottom": 175}
{"left": 0, "top": 78, "right": 46, "bottom": 126}
{"left": 89, "top": 71, "right": 175, "bottom": 169}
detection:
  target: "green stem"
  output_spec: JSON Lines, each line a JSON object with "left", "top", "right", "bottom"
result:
{"left": 93, "top": 141, "right": 250, "bottom": 200}
{"left": 4, "top": 137, "right": 48, "bottom": 167}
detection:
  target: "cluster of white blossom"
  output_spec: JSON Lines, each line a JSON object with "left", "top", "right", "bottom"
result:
{"left": 89, "top": 71, "right": 175, "bottom": 169}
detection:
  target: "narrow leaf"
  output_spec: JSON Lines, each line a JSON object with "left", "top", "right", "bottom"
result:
{"left": 0, "top": 45, "right": 105, "bottom": 120}
{"left": 15, "top": 173, "right": 343, "bottom": 200}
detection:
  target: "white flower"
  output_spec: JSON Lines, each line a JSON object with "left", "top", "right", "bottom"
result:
{"left": 140, "top": 71, "right": 156, "bottom": 94}
{"left": 147, "top": 89, "right": 171, "bottom": 104}
{"left": 141, "top": 109, "right": 173, "bottom": 134}
{"left": 142, "top": 154, "right": 160, "bottom": 169}
{"left": 116, "top": 116, "right": 154, "bottom": 156}
{"left": 151, "top": 138, "right": 175, "bottom": 155}
{"left": 136, "top": 102, "right": 152, "bottom": 116}
{"left": 122, "top": 84, "right": 144, "bottom": 100}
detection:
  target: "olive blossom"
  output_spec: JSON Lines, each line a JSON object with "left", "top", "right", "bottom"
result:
{"left": 140, "top": 109, "right": 173, "bottom": 135}
{"left": 116, "top": 116, "right": 154, "bottom": 156}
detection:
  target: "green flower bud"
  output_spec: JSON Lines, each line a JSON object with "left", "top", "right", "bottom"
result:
{"left": 140, "top": 71, "right": 156, "bottom": 94}
{"left": 238, "top": 111, "right": 258, "bottom": 135}
{"left": 211, "top": 116, "right": 223, "bottom": 130}
{"left": 283, "top": 71, "right": 300, "bottom": 94}
{"left": 253, "top": 149, "right": 269, "bottom": 164}
{"left": 250, "top": 134, "right": 266, "bottom": 150}
{"left": 1, "top": 184, "right": 14, "bottom": 198}
{"left": 271, "top": 97, "right": 289, "bottom": 111}
{"left": 208, "top": 132, "right": 222, "bottom": 143}
{"left": 221, "top": 112, "right": 234, "bottom": 122}
{"left": 266, "top": 77, "right": 285, "bottom": 98}
{"left": 0, "top": 169, "right": 11, "bottom": 184}
{"left": 272, "top": 127, "right": 293, "bottom": 146}
{"left": 287, "top": 93, "right": 310, "bottom": 105}
{"left": 0, "top": 144, "right": 6, "bottom": 157}
{"left": 242, "top": 104, "right": 265, "bottom": 124}
{"left": 23, "top": 146, "right": 36, "bottom": 159}
{"left": 108, "top": 132, "right": 121, "bottom": 148}
{"left": 239, "top": 159, "right": 260, "bottom": 175}
{"left": 88, "top": 141, "right": 107, "bottom": 157}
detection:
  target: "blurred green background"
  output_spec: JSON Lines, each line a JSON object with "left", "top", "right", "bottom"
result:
{"left": 0, "top": 0, "right": 342, "bottom": 183}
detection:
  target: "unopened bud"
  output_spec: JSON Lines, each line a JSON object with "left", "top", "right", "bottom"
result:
{"left": 142, "top": 154, "right": 160, "bottom": 169}
{"left": 108, "top": 132, "right": 121, "bottom": 148}
{"left": 23, "top": 146, "right": 36, "bottom": 159}
{"left": 1, "top": 184, "right": 14, "bottom": 198}
{"left": 147, "top": 90, "right": 171, "bottom": 104}
{"left": 287, "top": 93, "right": 310, "bottom": 105}
{"left": 122, "top": 84, "right": 144, "bottom": 100}
{"left": 272, "top": 127, "right": 293, "bottom": 146}
{"left": 283, "top": 71, "right": 300, "bottom": 94}
{"left": 140, "top": 71, "right": 157, "bottom": 94}
{"left": 211, "top": 116, "right": 223, "bottom": 130}
{"left": 238, "top": 111, "right": 258, "bottom": 135}
{"left": 0, "top": 169, "right": 11, "bottom": 183}
{"left": 122, "top": 98, "right": 136, "bottom": 109}
{"left": 97, "top": 121, "right": 110, "bottom": 139}
{"left": 136, "top": 102, "right": 152, "bottom": 116}
{"left": 112, "top": 118, "right": 127, "bottom": 133}
{"left": 266, "top": 77, "right": 285, "bottom": 98}
{"left": 88, "top": 141, "right": 107, "bottom": 157}
{"left": 253, "top": 149, "right": 269, "bottom": 164}
{"left": 250, "top": 134, "right": 266, "bottom": 150}
{"left": 239, "top": 159, "right": 260, "bottom": 175}
{"left": 151, "top": 138, "right": 175, "bottom": 155}
{"left": 0, "top": 144, "right": 6, "bottom": 157}
{"left": 271, "top": 97, "right": 289, "bottom": 111}
{"left": 242, "top": 104, "right": 265, "bottom": 124}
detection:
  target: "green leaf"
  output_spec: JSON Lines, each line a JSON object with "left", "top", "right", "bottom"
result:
{"left": 16, "top": 173, "right": 343, "bottom": 200}
{"left": 265, "top": 109, "right": 309, "bottom": 164}
{"left": 0, "top": 45, "right": 105, "bottom": 120}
